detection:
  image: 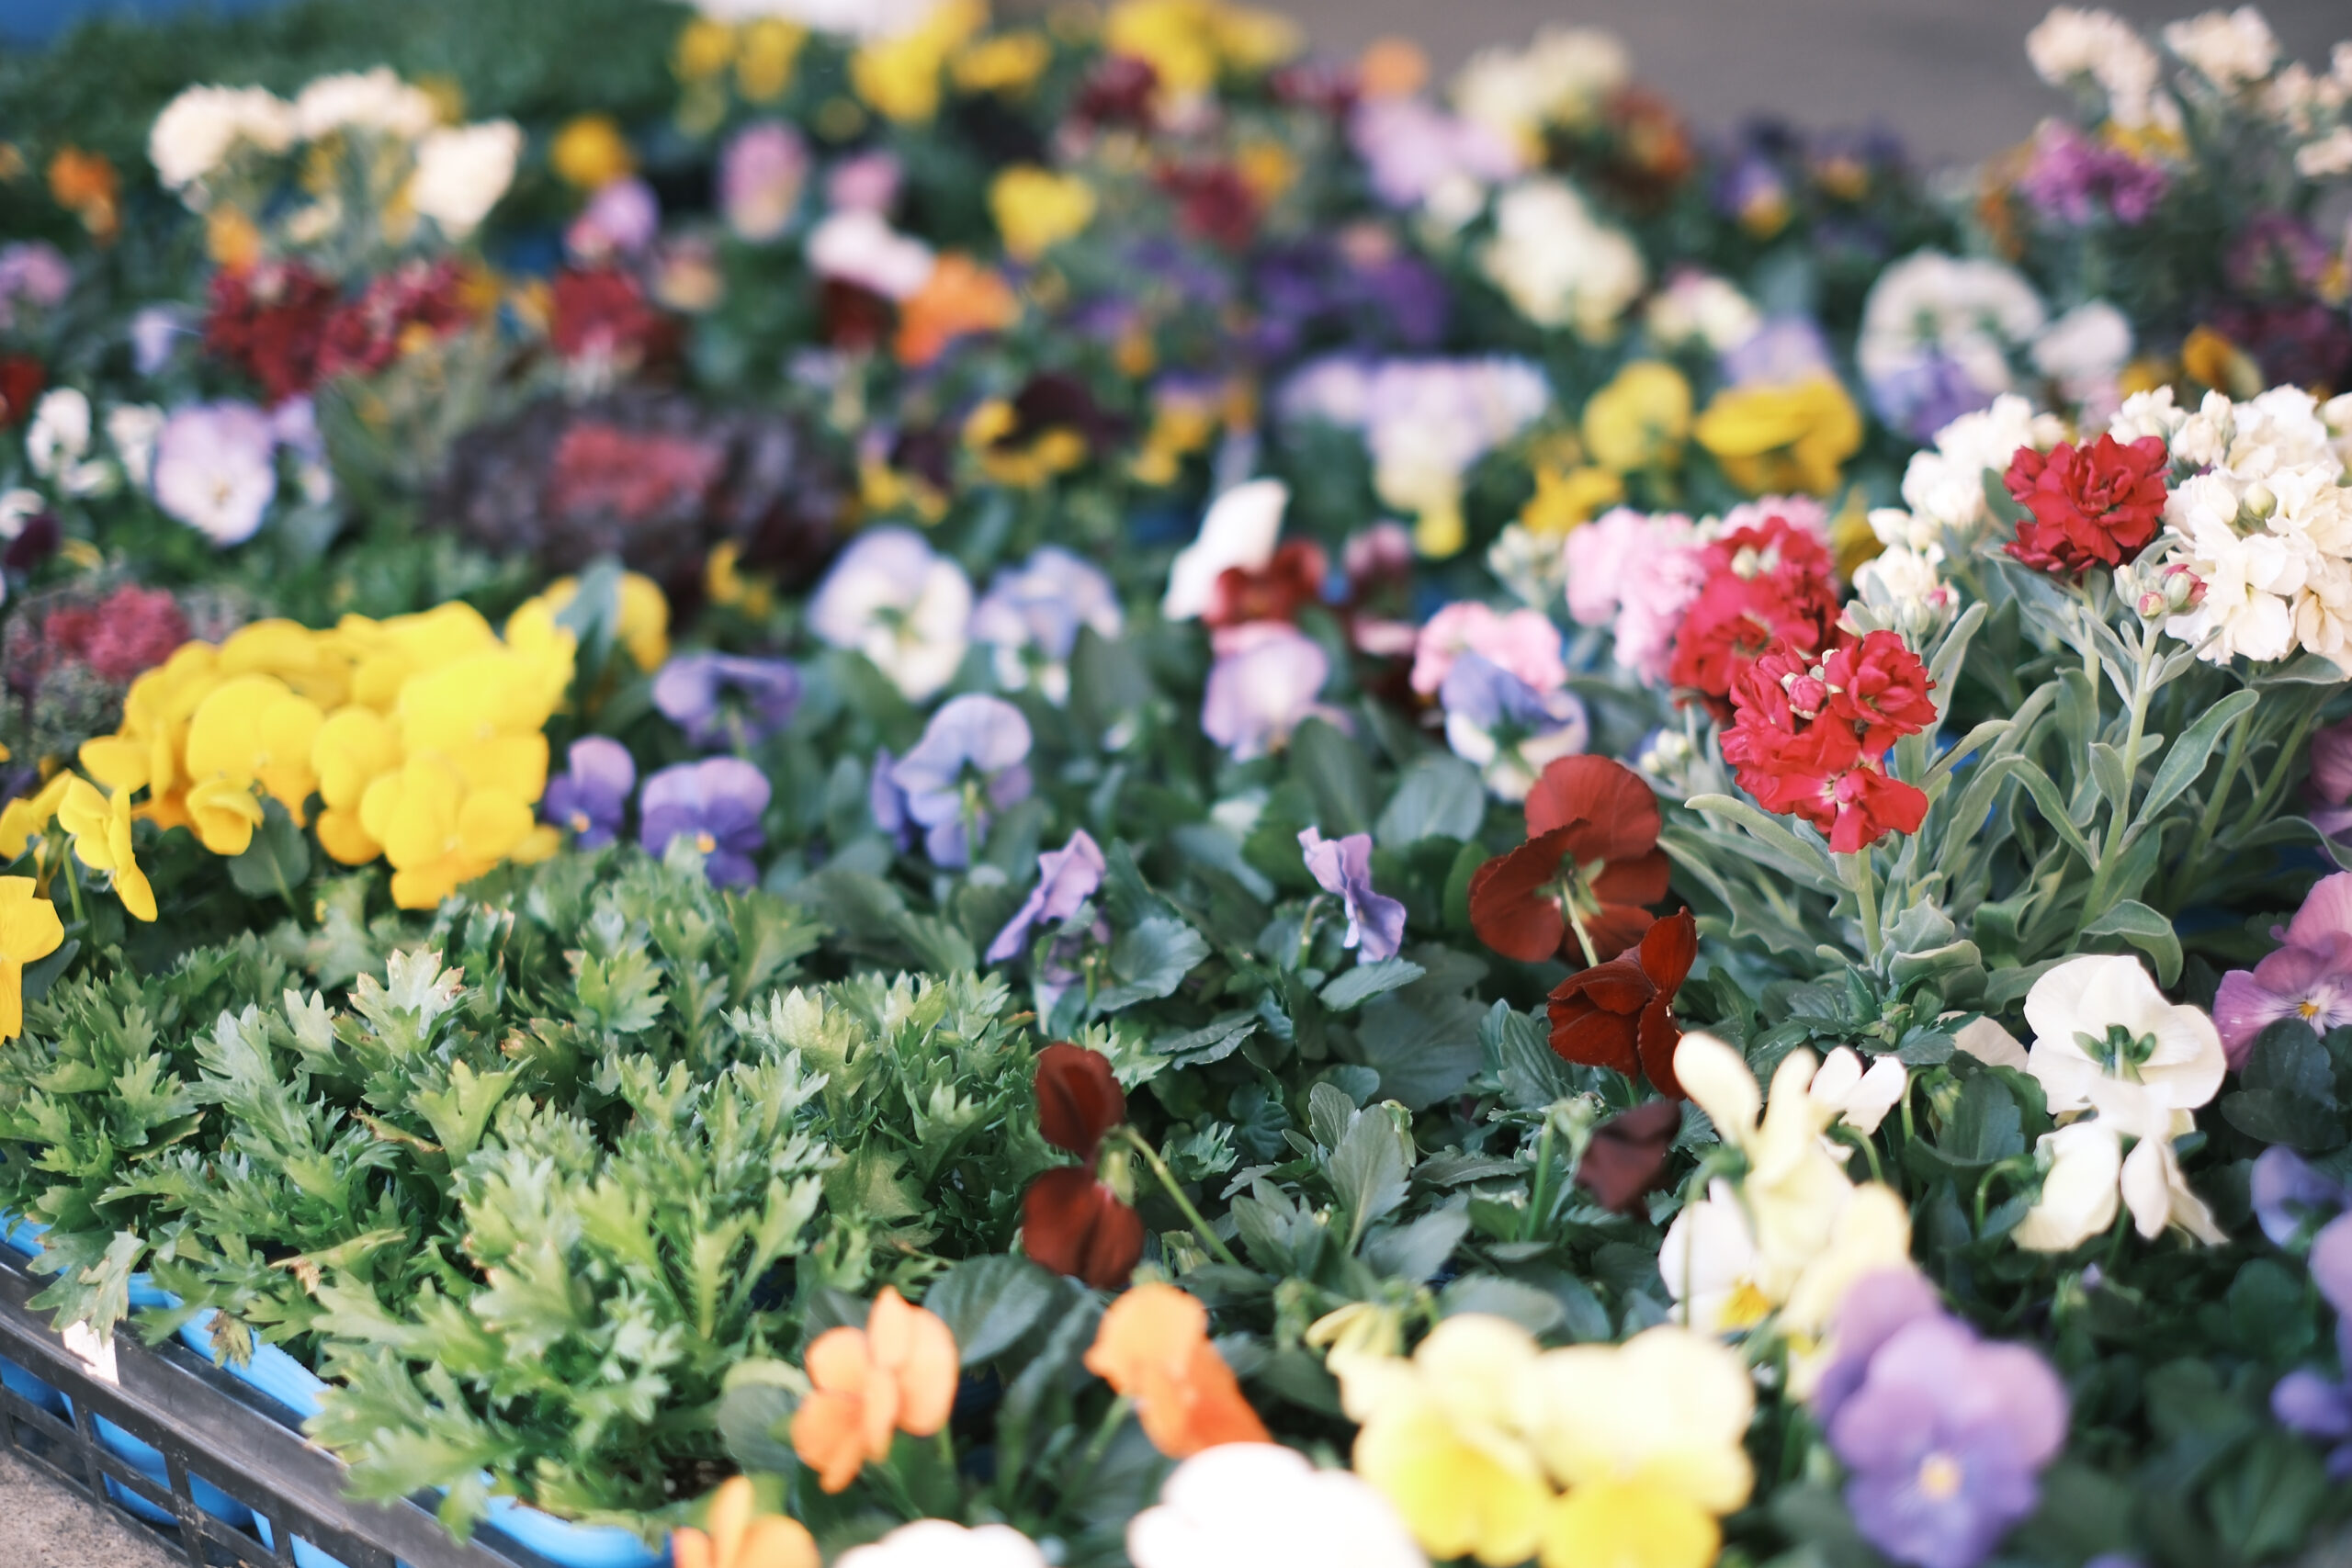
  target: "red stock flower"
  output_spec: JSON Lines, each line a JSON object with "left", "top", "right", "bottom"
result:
{"left": 1547, "top": 908, "right": 1698, "bottom": 1096}
{"left": 1206, "top": 540, "right": 1329, "bottom": 628}
{"left": 316, "top": 258, "right": 469, "bottom": 382}
{"left": 0, "top": 355, "right": 45, "bottom": 426}
{"left": 543, "top": 423, "right": 727, "bottom": 525}
{"left": 1721, "top": 633, "right": 1933, "bottom": 854}
{"left": 1468, "top": 755, "right": 1670, "bottom": 966}
{"left": 1574, "top": 1098, "right": 1682, "bottom": 1213}
{"left": 204, "top": 261, "right": 336, "bottom": 403}
{"left": 2003, "top": 434, "right": 2171, "bottom": 576}
{"left": 552, "top": 265, "right": 665, "bottom": 366}
{"left": 1666, "top": 514, "right": 1840, "bottom": 717}
{"left": 1023, "top": 1043, "right": 1142, "bottom": 1290}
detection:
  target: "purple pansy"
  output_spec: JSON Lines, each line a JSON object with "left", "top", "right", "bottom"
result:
{"left": 652, "top": 652, "right": 803, "bottom": 750}
{"left": 1816, "top": 1277, "right": 2070, "bottom": 1568}
{"left": 2214, "top": 872, "right": 2352, "bottom": 1067}
{"left": 639, "top": 757, "right": 771, "bottom": 886}
{"left": 889, "top": 694, "right": 1034, "bottom": 868}
{"left": 2306, "top": 716, "right": 2352, "bottom": 842}
{"left": 1201, "top": 622, "right": 1329, "bottom": 761}
{"left": 542, "top": 737, "right": 636, "bottom": 848}
{"left": 1721, "top": 316, "right": 1835, "bottom": 388}
{"left": 2252, "top": 1147, "right": 2352, "bottom": 1247}
{"left": 971, "top": 547, "right": 1123, "bottom": 705}
{"left": 870, "top": 745, "right": 911, "bottom": 848}
{"left": 2273, "top": 1214, "right": 2352, "bottom": 1476}
{"left": 1298, "top": 828, "right": 1407, "bottom": 964}
{"left": 1439, "top": 652, "right": 1589, "bottom": 803}
{"left": 1811, "top": 1269, "right": 1948, "bottom": 1427}
{"left": 988, "top": 829, "right": 1108, "bottom": 963}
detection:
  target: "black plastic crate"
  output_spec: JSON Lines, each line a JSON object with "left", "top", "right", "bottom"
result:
{"left": 0, "top": 1252, "right": 562, "bottom": 1568}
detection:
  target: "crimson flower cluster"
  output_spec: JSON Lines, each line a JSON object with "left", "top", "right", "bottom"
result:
{"left": 1721, "top": 629, "right": 1935, "bottom": 853}
{"left": 551, "top": 265, "right": 668, "bottom": 368}
{"left": 1667, "top": 513, "right": 1842, "bottom": 716}
{"left": 2002, "top": 434, "right": 2171, "bottom": 576}
{"left": 205, "top": 258, "right": 471, "bottom": 404}
{"left": 1020, "top": 1043, "right": 1144, "bottom": 1290}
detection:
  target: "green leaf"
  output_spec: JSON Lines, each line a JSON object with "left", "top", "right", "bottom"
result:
{"left": 1374, "top": 754, "right": 1485, "bottom": 849}
{"left": 1318, "top": 958, "right": 1427, "bottom": 1011}
{"left": 1327, "top": 1104, "right": 1412, "bottom": 1247}
{"left": 2220, "top": 1020, "right": 2345, "bottom": 1152}
{"left": 1681, "top": 794, "right": 1839, "bottom": 889}
{"left": 1091, "top": 915, "right": 1209, "bottom": 1014}
{"left": 1936, "top": 1074, "right": 2023, "bottom": 1168}
{"left": 1356, "top": 978, "right": 1487, "bottom": 1111}
{"left": 1153, "top": 1011, "right": 1260, "bottom": 1066}
{"left": 2137, "top": 688, "right": 2260, "bottom": 828}
{"left": 1483, "top": 1000, "right": 1572, "bottom": 1110}
{"left": 227, "top": 796, "right": 312, "bottom": 901}
{"left": 1363, "top": 1207, "right": 1470, "bottom": 1280}
{"left": 2080, "top": 899, "right": 2181, "bottom": 987}
{"left": 2009, "top": 761, "right": 2097, "bottom": 863}
{"left": 715, "top": 1359, "right": 803, "bottom": 1477}
{"left": 924, "top": 1256, "right": 1068, "bottom": 1367}
{"left": 1289, "top": 717, "right": 1374, "bottom": 838}
{"left": 410, "top": 1061, "right": 520, "bottom": 1167}
{"left": 1436, "top": 1275, "right": 1565, "bottom": 1336}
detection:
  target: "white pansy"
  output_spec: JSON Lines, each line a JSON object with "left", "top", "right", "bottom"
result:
{"left": 808, "top": 525, "right": 973, "bottom": 702}
{"left": 105, "top": 405, "right": 166, "bottom": 492}
{"left": 2016, "top": 1077, "right": 2225, "bottom": 1250}
{"left": 1127, "top": 1443, "right": 1428, "bottom": 1568}
{"left": 1645, "top": 270, "right": 1763, "bottom": 355}
{"left": 1859, "top": 253, "right": 2047, "bottom": 434}
{"left": 408, "top": 121, "right": 522, "bottom": 241}
{"left": 2031, "top": 300, "right": 2133, "bottom": 417}
{"left": 27, "top": 389, "right": 115, "bottom": 497}
{"left": 806, "top": 209, "right": 937, "bottom": 302}
{"left": 2023, "top": 954, "right": 2226, "bottom": 1119}
{"left": 837, "top": 1520, "right": 1049, "bottom": 1568}
{"left": 2013, "top": 1118, "right": 2126, "bottom": 1251}
{"left": 1954, "top": 1015, "right": 2030, "bottom": 1070}
{"left": 2163, "top": 6, "right": 2278, "bottom": 90}
{"left": 1163, "top": 479, "right": 1287, "bottom": 621}
{"left": 148, "top": 85, "right": 296, "bottom": 193}
{"left": 292, "top": 69, "right": 438, "bottom": 141}
{"left": 1806, "top": 1047, "right": 1911, "bottom": 1137}
{"left": 1480, "top": 177, "right": 1645, "bottom": 339}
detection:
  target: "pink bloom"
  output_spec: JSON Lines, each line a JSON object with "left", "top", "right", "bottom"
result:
{"left": 2308, "top": 716, "right": 2352, "bottom": 841}
{"left": 2286, "top": 872, "right": 2352, "bottom": 952}
{"left": 2214, "top": 937, "right": 2352, "bottom": 1068}
{"left": 1202, "top": 622, "right": 1330, "bottom": 761}
{"left": 1410, "top": 602, "right": 1566, "bottom": 697}
{"left": 1565, "top": 508, "right": 1706, "bottom": 685}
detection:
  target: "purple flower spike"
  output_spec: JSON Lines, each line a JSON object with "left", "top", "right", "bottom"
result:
{"left": 988, "top": 829, "right": 1108, "bottom": 964}
{"left": 1826, "top": 1314, "right": 2070, "bottom": 1568}
{"left": 1298, "top": 828, "right": 1407, "bottom": 964}
{"left": 543, "top": 737, "right": 637, "bottom": 848}
{"left": 639, "top": 757, "right": 771, "bottom": 886}
{"left": 652, "top": 652, "right": 803, "bottom": 750}
{"left": 890, "top": 694, "right": 1034, "bottom": 868}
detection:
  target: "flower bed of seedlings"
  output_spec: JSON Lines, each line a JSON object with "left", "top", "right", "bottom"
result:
{"left": 5, "top": 3, "right": 2352, "bottom": 1566}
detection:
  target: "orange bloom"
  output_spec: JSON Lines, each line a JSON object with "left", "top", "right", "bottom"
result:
{"left": 790, "top": 1287, "right": 959, "bottom": 1493}
{"left": 1083, "top": 1283, "right": 1269, "bottom": 1458}
{"left": 896, "top": 253, "right": 1020, "bottom": 368}
{"left": 671, "top": 1478, "right": 818, "bottom": 1568}
{"left": 48, "top": 148, "right": 119, "bottom": 243}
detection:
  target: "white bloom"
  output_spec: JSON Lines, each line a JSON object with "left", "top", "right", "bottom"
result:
{"left": 2161, "top": 468, "right": 2324, "bottom": 663}
{"left": 2163, "top": 6, "right": 2278, "bottom": 90}
{"left": 1806, "top": 1046, "right": 1911, "bottom": 1136}
{"left": 1645, "top": 270, "right": 1762, "bottom": 355}
{"left": 2031, "top": 300, "right": 2133, "bottom": 418}
{"left": 695, "top": 0, "right": 937, "bottom": 35}
{"left": 2015, "top": 1080, "right": 2224, "bottom": 1250}
{"left": 106, "top": 405, "right": 166, "bottom": 491}
{"left": 2107, "top": 384, "right": 2191, "bottom": 447}
{"left": 1859, "top": 254, "right": 2046, "bottom": 435}
{"left": 1487, "top": 522, "right": 1569, "bottom": 608}
{"left": 152, "top": 402, "right": 278, "bottom": 546}
{"left": 808, "top": 525, "right": 973, "bottom": 701}
{"left": 147, "top": 85, "right": 295, "bottom": 193}
{"left": 972, "top": 546, "right": 1123, "bottom": 704}
{"left": 292, "top": 68, "right": 438, "bottom": 141}
{"left": 2023, "top": 954, "right": 2225, "bottom": 1120}
{"left": 27, "top": 389, "right": 114, "bottom": 497}
{"left": 837, "top": 1520, "right": 1049, "bottom": 1568}
{"left": 2027, "top": 6, "right": 2164, "bottom": 124}
{"left": 1453, "top": 27, "right": 1631, "bottom": 148}
{"left": 408, "top": 121, "right": 522, "bottom": 241}
{"left": 1164, "top": 479, "right": 1287, "bottom": 621}
{"left": 1954, "top": 1015, "right": 2030, "bottom": 1069}
{"left": 806, "top": 209, "right": 936, "bottom": 302}
{"left": 1481, "top": 177, "right": 1645, "bottom": 339}
{"left": 1128, "top": 1443, "right": 1427, "bottom": 1568}
{"left": 2297, "top": 126, "right": 2352, "bottom": 178}
{"left": 1849, "top": 542, "right": 1957, "bottom": 639}
{"left": 1880, "top": 394, "right": 2065, "bottom": 547}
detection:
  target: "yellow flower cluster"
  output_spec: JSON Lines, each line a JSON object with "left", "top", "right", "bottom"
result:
{"left": 1692, "top": 376, "right": 1862, "bottom": 497}
{"left": 1102, "top": 0, "right": 1302, "bottom": 102}
{"left": 989, "top": 166, "right": 1097, "bottom": 263}
{"left": 1334, "top": 1317, "right": 1753, "bottom": 1568}
{"left": 0, "top": 878, "right": 63, "bottom": 1042}
{"left": 1522, "top": 361, "right": 1695, "bottom": 536}
{"left": 852, "top": 0, "right": 989, "bottom": 125}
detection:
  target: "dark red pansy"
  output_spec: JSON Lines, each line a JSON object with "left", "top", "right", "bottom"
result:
{"left": 1022, "top": 1167, "right": 1145, "bottom": 1290}
{"left": 1035, "top": 1042, "right": 1125, "bottom": 1159}
{"left": 1575, "top": 1100, "right": 1684, "bottom": 1213}
{"left": 1547, "top": 908, "right": 1699, "bottom": 1097}
{"left": 1468, "top": 755, "right": 1669, "bottom": 965}
{"left": 1206, "top": 540, "right": 1329, "bottom": 629}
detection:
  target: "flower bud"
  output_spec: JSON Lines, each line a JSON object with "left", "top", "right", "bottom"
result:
{"left": 2240, "top": 481, "right": 2277, "bottom": 522}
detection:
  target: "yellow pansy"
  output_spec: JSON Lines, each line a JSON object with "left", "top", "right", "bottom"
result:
{"left": 551, "top": 115, "right": 634, "bottom": 190}
{"left": 736, "top": 18, "right": 805, "bottom": 102}
{"left": 1582, "top": 361, "right": 1692, "bottom": 474}
{"left": 0, "top": 772, "right": 73, "bottom": 861}
{"left": 0, "top": 877, "right": 65, "bottom": 1041}
{"left": 187, "top": 776, "right": 267, "bottom": 857}
{"left": 953, "top": 31, "right": 1051, "bottom": 95}
{"left": 336, "top": 602, "right": 503, "bottom": 710}
{"left": 514, "top": 571, "right": 667, "bottom": 674}
{"left": 184, "top": 674, "right": 326, "bottom": 819}
{"left": 216, "top": 619, "right": 352, "bottom": 709}
{"left": 1103, "top": 0, "right": 1298, "bottom": 100}
{"left": 1209, "top": 2, "right": 1301, "bottom": 72}
{"left": 1519, "top": 1327, "right": 1754, "bottom": 1568}
{"left": 1521, "top": 466, "right": 1625, "bottom": 536}
{"left": 989, "top": 166, "right": 1096, "bottom": 263}
{"left": 358, "top": 754, "right": 552, "bottom": 910}
{"left": 58, "top": 780, "right": 155, "bottom": 922}
{"left": 395, "top": 651, "right": 557, "bottom": 804}
{"left": 850, "top": 0, "right": 986, "bottom": 124}
{"left": 1340, "top": 1315, "right": 1551, "bottom": 1566}
{"left": 1692, "top": 376, "right": 1862, "bottom": 497}
{"left": 311, "top": 706, "right": 404, "bottom": 866}
{"left": 706, "top": 543, "right": 775, "bottom": 618}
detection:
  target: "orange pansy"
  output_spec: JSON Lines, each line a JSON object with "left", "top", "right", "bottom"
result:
{"left": 789, "top": 1287, "right": 959, "bottom": 1493}
{"left": 1083, "top": 1282, "right": 1269, "bottom": 1459}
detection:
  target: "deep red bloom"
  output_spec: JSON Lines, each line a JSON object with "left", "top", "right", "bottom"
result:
{"left": 542, "top": 423, "right": 727, "bottom": 525}
{"left": 1022, "top": 1167, "right": 1145, "bottom": 1289}
{"left": 0, "top": 355, "right": 45, "bottom": 426}
{"left": 1820, "top": 630, "right": 1938, "bottom": 758}
{"left": 204, "top": 261, "right": 336, "bottom": 403}
{"left": 1206, "top": 540, "right": 1329, "bottom": 628}
{"left": 1074, "top": 54, "right": 1159, "bottom": 129}
{"left": 552, "top": 265, "right": 664, "bottom": 365}
{"left": 1574, "top": 1099, "right": 1683, "bottom": 1213}
{"left": 40, "top": 585, "right": 189, "bottom": 683}
{"left": 1159, "top": 163, "right": 1261, "bottom": 250}
{"left": 316, "top": 258, "right": 469, "bottom": 382}
{"left": 1035, "top": 1042, "right": 1126, "bottom": 1159}
{"left": 820, "top": 278, "right": 896, "bottom": 354}
{"left": 1666, "top": 515, "right": 1840, "bottom": 717}
{"left": 1722, "top": 634, "right": 1933, "bottom": 853}
{"left": 1547, "top": 908, "right": 1698, "bottom": 1096}
{"left": 1468, "top": 755, "right": 1669, "bottom": 965}
{"left": 2003, "top": 434, "right": 2170, "bottom": 576}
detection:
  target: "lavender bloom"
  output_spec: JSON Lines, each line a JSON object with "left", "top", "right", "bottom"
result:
{"left": 0, "top": 241, "right": 72, "bottom": 331}
{"left": 130, "top": 305, "right": 190, "bottom": 378}
{"left": 889, "top": 694, "right": 1034, "bottom": 868}
{"left": 1869, "top": 354, "right": 1995, "bottom": 448}
{"left": 542, "top": 737, "right": 636, "bottom": 848}
{"left": 639, "top": 757, "right": 771, "bottom": 886}
{"left": 2213, "top": 936, "right": 2352, "bottom": 1067}
{"left": 972, "top": 547, "right": 1124, "bottom": 705}
{"left": 1348, "top": 96, "right": 1521, "bottom": 213}
{"left": 652, "top": 653, "right": 803, "bottom": 750}
{"left": 1721, "top": 316, "right": 1834, "bottom": 387}
{"left": 988, "top": 829, "right": 1107, "bottom": 963}
{"left": 2273, "top": 1214, "right": 2352, "bottom": 1476}
{"left": 1825, "top": 1310, "right": 2070, "bottom": 1568}
{"left": 2015, "top": 122, "right": 2167, "bottom": 226}
{"left": 720, "top": 121, "right": 808, "bottom": 243}
{"left": 2306, "top": 715, "right": 2352, "bottom": 841}
{"left": 1202, "top": 622, "right": 1329, "bottom": 761}
{"left": 1298, "top": 828, "right": 1407, "bottom": 964}
{"left": 2252, "top": 1146, "right": 2352, "bottom": 1247}
{"left": 567, "top": 175, "right": 661, "bottom": 261}
{"left": 1440, "top": 652, "right": 1589, "bottom": 802}
{"left": 152, "top": 401, "right": 277, "bottom": 545}
{"left": 870, "top": 746, "right": 911, "bottom": 847}
{"left": 1811, "top": 1268, "right": 1947, "bottom": 1427}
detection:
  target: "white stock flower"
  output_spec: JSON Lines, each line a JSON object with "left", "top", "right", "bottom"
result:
{"left": 2027, "top": 6, "right": 2164, "bottom": 124}
{"left": 1163, "top": 479, "right": 1287, "bottom": 621}
{"left": 1453, "top": 27, "right": 1631, "bottom": 149}
{"left": 1481, "top": 177, "right": 1645, "bottom": 339}
{"left": 1878, "top": 394, "right": 2065, "bottom": 547}
{"left": 292, "top": 68, "right": 438, "bottom": 141}
{"left": 148, "top": 85, "right": 296, "bottom": 193}
{"left": 1127, "top": 1443, "right": 1428, "bottom": 1568}
{"left": 2297, "top": 126, "right": 2352, "bottom": 178}
{"left": 807, "top": 209, "right": 937, "bottom": 301}
{"left": 808, "top": 525, "right": 974, "bottom": 701}
{"left": 837, "top": 1520, "right": 1049, "bottom": 1568}
{"left": 408, "top": 121, "right": 522, "bottom": 241}
{"left": 1849, "top": 543, "right": 1957, "bottom": 639}
{"left": 2163, "top": 6, "right": 2279, "bottom": 90}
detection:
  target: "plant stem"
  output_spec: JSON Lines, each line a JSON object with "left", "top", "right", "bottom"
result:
{"left": 1520, "top": 1113, "right": 1558, "bottom": 1244}
{"left": 1843, "top": 852, "right": 1882, "bottom": 962}
{"left": 1120, "top": 1126, "right": 1243, "bottom": 1269}
{"left": 61, "top": 849, "right": 88, "bottom": 929}
{"left": 1559, "top": 886, "right": 1600, "bottom": 967}
{"left": 2171, "top": 704, "right": 2254, "bottom": 906}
